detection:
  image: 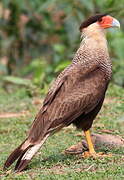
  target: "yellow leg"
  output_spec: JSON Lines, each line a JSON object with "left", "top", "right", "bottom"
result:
{"left": 84, "top": 130, "right": 95, "bottom": 154}
{"left": 83, "top": 130, "right": 112, "bottom": 158}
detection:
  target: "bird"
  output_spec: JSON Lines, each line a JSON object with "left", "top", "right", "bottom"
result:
{"left": 4, "top": 14, "right": 120, "bottom": 172}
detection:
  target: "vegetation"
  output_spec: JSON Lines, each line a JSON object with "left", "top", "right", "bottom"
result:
{"left": 0, "top": 84, "right": 124, "bottom": 179}
{"left": 0, "top": 0, "right": 124, "bottom": 93}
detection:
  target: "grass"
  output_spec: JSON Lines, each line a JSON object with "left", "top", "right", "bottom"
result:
{"left": 0, "top": 83, "right": 124, "bottom": 179}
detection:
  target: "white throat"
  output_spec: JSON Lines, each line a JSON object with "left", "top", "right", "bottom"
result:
{"left": 80, "top": 22, "right": 107, "bottom": 50}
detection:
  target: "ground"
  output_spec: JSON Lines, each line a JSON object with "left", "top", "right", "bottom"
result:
{"left": 0, "top": 83, "right": 124, "bottom": 180}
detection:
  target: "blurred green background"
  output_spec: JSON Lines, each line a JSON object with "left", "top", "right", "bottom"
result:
{"left": 0, "top": 0, "right": 124, "bottom": 95}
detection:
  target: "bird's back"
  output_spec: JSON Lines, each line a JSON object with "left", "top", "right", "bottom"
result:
{"left": 28, "top": 51, "right": 111, "bottom": 143}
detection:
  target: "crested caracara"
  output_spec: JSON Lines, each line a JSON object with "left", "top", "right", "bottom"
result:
{"left": 4, "top": 14, "right": 120, "bottom": 172}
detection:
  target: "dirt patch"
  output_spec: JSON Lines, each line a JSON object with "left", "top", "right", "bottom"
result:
{"left": 0, "top": 111, "right": 29, "bottom": 118}
{"left": 104, "top": 97, "right": 121, "bottom": 105}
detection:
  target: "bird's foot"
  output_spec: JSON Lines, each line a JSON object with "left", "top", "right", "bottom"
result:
{"left": 82, "top": 151, "right": 112, "bottom": 159}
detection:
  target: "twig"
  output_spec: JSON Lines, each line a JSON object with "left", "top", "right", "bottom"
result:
{"left": 85, "top": 164, "right": 95, "bottom": 171}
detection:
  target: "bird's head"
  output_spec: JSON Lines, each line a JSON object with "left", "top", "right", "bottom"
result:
{"left": 80, "top": 14, "right": 120, "bottom": 34}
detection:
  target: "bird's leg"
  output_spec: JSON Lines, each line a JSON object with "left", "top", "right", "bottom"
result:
{"left": 83, "top": 130, "right": 112, "bottom": 158}
{"left": 83, "top": 130, "right": 96, "bottom": 157}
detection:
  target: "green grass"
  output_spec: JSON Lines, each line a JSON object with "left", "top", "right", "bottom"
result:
{"left": 0, "top": 84, "right": 124, "bottom": 180}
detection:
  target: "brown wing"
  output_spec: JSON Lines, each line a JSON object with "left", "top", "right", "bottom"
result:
{"left": 28, "top": 63, "right": 108, "bottom": 142}
{"left": 43, "top": 76, "right": 67, "bottom": 107}
{"left": 47, "top": 67, "right": 108, "bottom": 132}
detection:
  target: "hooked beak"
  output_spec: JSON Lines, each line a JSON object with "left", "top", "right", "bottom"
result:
{"left": 112, "top": 18, "right": 120, "bottom": 28}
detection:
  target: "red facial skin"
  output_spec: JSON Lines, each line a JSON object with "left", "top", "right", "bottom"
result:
{"left": 98, "top": 16, "right": 113, "bottom": 29}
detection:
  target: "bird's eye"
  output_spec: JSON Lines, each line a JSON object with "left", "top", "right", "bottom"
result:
{"left": 98, "top": 18, "right": 103, "bottom": 22}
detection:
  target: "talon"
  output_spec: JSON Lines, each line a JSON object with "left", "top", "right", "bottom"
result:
{"left": 82, "top": 151, "right": 97, "bottom": 158}
{"left": 82, "top": 151, "right": 112, "bottom": 158}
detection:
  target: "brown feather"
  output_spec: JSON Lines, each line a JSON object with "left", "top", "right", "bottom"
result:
{"left": 15, "top": 160, "right": 30, "bottom": 172}
{"left": 4, "top": 145, "right": 23, "bottom": 169}
{"left": 15, "top": 146, "right": 33, "bottom": 171}
{"left": 28, "top": 64, "right": 109, "bottom": 142}
{"left": 4, "top": 140, "right": 30, "bottom": 169}
{"left": 43, "top": 76, "right": 68, "bottom": 106}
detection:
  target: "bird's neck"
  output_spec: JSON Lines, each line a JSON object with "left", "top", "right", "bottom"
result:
{"left": 72, "top": 22, "right": 110, "bottom": 65}
{"left": 72, "top": 23, "right": 112, "bottom": 80}
{"left": 80, "top": 23, "right": 108, "bottom": 51}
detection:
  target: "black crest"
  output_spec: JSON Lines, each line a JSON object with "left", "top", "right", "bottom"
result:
{"left": 79, "top": 13, "right": 108, "bottom": 31}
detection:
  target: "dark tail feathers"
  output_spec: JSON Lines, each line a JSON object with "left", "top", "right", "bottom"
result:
{"left": 4, "top": 134, "right": 49, "bottom": 172}
{"left": 3, "top": 140, "right": 31, "bottom": 172}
